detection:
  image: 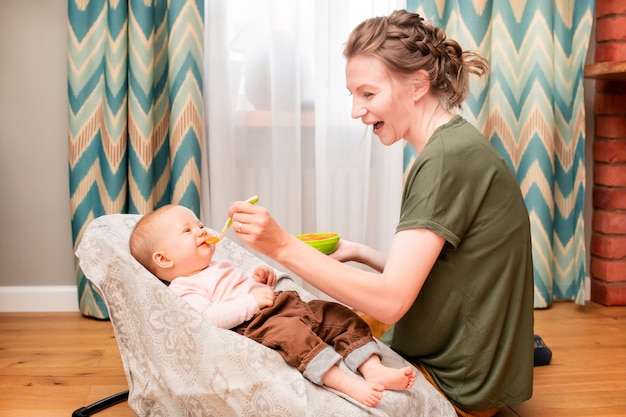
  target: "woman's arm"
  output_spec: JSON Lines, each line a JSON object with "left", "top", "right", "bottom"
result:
{"left": 329, "top": 239, "right": 388, "bottom": 273}
{"left": 230, "top": 202, "right": 444, "bottom": 324}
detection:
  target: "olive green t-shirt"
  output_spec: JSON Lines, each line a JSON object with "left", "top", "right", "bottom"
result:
{"left": 393, "top": 116, "right": 534, "bottom": 411}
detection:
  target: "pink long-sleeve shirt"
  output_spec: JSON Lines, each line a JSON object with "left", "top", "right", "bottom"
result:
{"left": 169, "top": 261, "right": 267, "bottom": 329}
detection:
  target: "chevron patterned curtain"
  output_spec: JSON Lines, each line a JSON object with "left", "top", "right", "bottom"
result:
{"left": 68, "top": 0, "right": 204, "bottom": 318}
{"left": 405, "top": 0, "right": 594, "bottom": 307}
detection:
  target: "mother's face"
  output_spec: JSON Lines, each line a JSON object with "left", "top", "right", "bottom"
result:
{"left": 345, "top": 55, "right": 414, "bottom": 146}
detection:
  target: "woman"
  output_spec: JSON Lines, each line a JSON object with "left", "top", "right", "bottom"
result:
{"left": 228, "top": 9, "right": 534, "bottom": 416}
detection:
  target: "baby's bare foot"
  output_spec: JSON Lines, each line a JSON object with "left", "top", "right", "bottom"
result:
{"left": 363, "top": 365, "right": 416, "bottom": 391}
{"left": 323, "top": 365, "right": 385, "bottom": 407}
{"left": 343, "top": 380, "right": 385, "bottom": 407}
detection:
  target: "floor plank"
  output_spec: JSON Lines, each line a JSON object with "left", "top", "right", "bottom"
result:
{"left": 508, "top": 301, "right": 626, "bottom": 417}
{"left": 0, "top": 301, "right": 624, "bottom": 416}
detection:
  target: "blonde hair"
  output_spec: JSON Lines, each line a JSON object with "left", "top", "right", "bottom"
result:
{"left": 344, "top": 9, "right": 489, "bottom": 109}
{"left": 129, "top": 205, "right": 175, "bottom": 277}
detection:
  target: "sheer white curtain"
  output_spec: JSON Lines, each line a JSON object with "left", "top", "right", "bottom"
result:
{"left": 202, "top": 0, "right": 403, "bottom": 293}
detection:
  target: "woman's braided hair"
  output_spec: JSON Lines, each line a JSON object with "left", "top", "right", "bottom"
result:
{"left": 344, "top": 9, "right": 489, "bottom": 109}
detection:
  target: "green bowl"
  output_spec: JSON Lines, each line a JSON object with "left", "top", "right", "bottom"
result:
{"left": 296, "top": 232, "right": 340, "bottom": 254}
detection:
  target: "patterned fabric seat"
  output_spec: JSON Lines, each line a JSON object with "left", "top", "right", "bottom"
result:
{"left": 76, "top": 214, "right": 456, "bottom": 416}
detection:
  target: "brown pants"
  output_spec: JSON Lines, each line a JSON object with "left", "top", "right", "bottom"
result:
{"left": 232, "top": 291, "right": 375, "bottom": 377}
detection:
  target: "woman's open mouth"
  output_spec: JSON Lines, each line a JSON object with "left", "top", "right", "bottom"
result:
{"left": 373, "top": 121, "right": 384, "bottom": 134}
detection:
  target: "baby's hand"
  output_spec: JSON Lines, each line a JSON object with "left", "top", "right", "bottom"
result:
{"left": 252, "top": 287, "right": 276, "bottom": 309}
{"left": 252, "top": 266, "right": 277, "bottom": 287}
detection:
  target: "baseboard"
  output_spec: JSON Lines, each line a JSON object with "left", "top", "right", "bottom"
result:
{"left": 0, "top": 286, "right": 79, "bottom": 312}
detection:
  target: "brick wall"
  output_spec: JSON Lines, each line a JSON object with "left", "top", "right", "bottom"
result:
{"left": 590, "top": 0, "right": 626, "bottom": 305}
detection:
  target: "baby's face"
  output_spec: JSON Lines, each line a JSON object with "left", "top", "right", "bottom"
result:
{"left": 157, "top": 206, "right": 216, "bottom": 277}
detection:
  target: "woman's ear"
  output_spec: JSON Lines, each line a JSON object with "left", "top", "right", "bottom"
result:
{"left": 153, "top": 251, "right": 174, "bottom": 269}
{"left": 412, "top": 69, "right": 430, "bottom": 102}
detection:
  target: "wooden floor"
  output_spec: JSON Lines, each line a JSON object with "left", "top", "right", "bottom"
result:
{"left": 0, "top": 301, "right": 624, "bottom": 417}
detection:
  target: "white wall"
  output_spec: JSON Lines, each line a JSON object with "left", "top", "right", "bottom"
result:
{"left": 0, "top": 1, "right": 76, "bottom": 308}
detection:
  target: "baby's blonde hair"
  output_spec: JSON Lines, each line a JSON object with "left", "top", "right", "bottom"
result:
{"left": 129, "top": 205, "right": 175, "bottom": 277}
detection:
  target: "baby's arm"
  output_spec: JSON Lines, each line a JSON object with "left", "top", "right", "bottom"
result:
{"left": 181, "top": 293, "right": 262, "bottom": 329}
{"left": 173, "top": 264, "right": 276, "bottom": 328}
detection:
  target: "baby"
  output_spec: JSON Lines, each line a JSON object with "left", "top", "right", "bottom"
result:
{"left": 129, "top": 204, "right": 415, "bottom": 407}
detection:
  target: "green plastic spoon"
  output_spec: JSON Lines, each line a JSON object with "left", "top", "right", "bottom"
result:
{"left": 205, "top": 195, "right": 259, "bottom": 244}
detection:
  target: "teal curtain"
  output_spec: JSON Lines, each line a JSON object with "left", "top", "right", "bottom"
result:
{"left": 68, "top": 0, "right": 204, "bottom": 318}
{"left": 405, "top": 0, "right": 594, "bottom": 307}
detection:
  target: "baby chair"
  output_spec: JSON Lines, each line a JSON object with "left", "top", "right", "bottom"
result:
{"left": 73, "top": 213, "right": 456, "bottom": 416}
